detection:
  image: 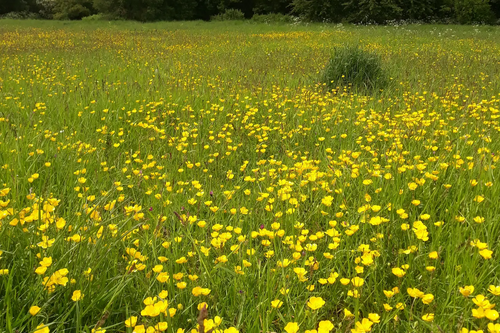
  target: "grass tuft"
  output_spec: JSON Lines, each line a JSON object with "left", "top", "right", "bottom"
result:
{"left": 322, "top": 44, "right": 388, "bottom": 93}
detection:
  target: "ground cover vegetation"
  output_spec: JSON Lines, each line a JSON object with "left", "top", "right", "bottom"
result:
{"left": 1, "top": 0, "right": 500, "bottom": 23}
{"left": 1, "top": 20, "right": 500, "bottom": 333}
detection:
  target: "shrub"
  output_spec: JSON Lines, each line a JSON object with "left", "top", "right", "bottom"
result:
{"left": 82, "top": 13, "right": 103, "bottom": 20}
{"left": 251, "top": 13, "right": 295, "bottom": 24}
{"left": 67, "top": 4, "right": 90, "bottom": 19}
{"left": 322, "top": 45, "right": 387, "bottom": 93}
{"left": 453, "top": 0, "right": 495, "bottom": 24}
{"left": 53, "top": 0, "right": 93, "bottom": 20}
{"left": 37, "top": 0, "right": 56, "bottom": 19}
{"left": 211, "top": 9, "right": 245, "bottom": 21}
{"left": 0, "top": 11, "right": 40, "bottom": 19}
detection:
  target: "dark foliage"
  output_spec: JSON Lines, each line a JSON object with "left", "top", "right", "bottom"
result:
{"left": 1, "top": 0, "right": 498, "bottom": 24}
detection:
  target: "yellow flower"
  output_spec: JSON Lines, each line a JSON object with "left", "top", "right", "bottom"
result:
{"left": 392, "top": 267, "right": 406, "bottom": 278}
{"left": 408, "top": 182, "right": 418, "bottom": 190}
{"left": 284, "top": 322, "right": 299, "bottom": 333}
{"left": 488, "top": 323, "right": 500, "bottom": 333}
{"left": 488, "top": 285, "right": 500, "bottom": 296}
{"left": 192, "top": 286, "right": 210, "bottom": 296}
{"left": 351, "top": 277, "right": 364, "bottom": 287}
{"left": 37, "top": 236, "right": 55, "bottom": 249}
{"left": 91, "top": 329, "right": 106, "bottom": 333}
{"left": 472, "top": 294, "right": 490, "bottom": 308}
{"left": 271, "top": 299, "right": 283, "bottom": 308}
{"left": 352, "top": 318, "right": 373, "bottom": 332}
{"left": 318, "top": 320, "right": 333, "bottom": 333}
{"left": 40, "top": 257, "right": 53, "bottom": 267}
{"left": 35, "top": 266, "right": 48, "bottom": 275}
{"left": 344, "top": 308, "right": 355, "bottom": 317}
{"left": 71, "top": 290, "right": 83, "bottom": 301}
{"left": 340, "top": 278, "right": 350, "bottom": 285}
{"left": 125, "top": 316, "right": 138, "bottom": 327}
{"left": 224, "top": 328, "right": 239, "bottom": 333}
{"left": 133, "top": 325, "right": 145, "bottom": 333}
{"left": 422, "top": 313, "right": 434, "bottom": 322}
{"left": 157, "top": 272, "right": 170, "bottom": 283}
{"left": 473, "top": 307, "right": 487, "bottom": 318}
{"left": 460, "top": 285, "right": 475, "bottom": 297}
{"left": 422, "top": 294, "right": 434, "bottom": 304}
{"left": 428, "top": 251, "right": 438, "bottom": 259}
{"left": 153, "top": 265, "right": 163, "bottom": 273}
{"left": 368, "top": 313, "right": 380, "bottom": 323}
{"left": 35, "top": 323, "right": 50, "bottom": 333}
{"left": 154, "top": 322, "right": 168, "bottom": 331}
{"left": 407, "top": 288, "right": 424, "bottom": 298}
{"left": 192, "top": 287, "right": 203, "bottom": 296}
{"left": 479, "top": 249, "right": 493, "bottom": 260}
{"left": 486, "top": 309, "right": 500, "bottom": 321}
{"left": 176, "top": 257, "right": 188, "bottom": 264}
{"left": 474, "top": 216, "right": 485, "bottom": 224}
{"left": 368, "top": 216, "right": 389, "bottom": 226}
{"left": 307, "top": 296, "right": 325, "bottom": 310}
{"left": 29, "top": 306, "right": 41, "bottom": 316}
{"left": 321, "top": 196, "right": 333, "bottom": 207}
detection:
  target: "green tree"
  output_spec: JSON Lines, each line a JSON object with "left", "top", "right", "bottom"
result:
{"left": 93, "top": 0, "right": 198, "bottom": 21}
{"left": 53, "top": 0, "right": 93, "bottom": 19}
{"left": 453, "top": 0, "right": 495, "bottom": 22}
{"left": 491, "top": 0, "right": 500, "bottom": 19}
{"left": 291, "top": 0, "right": 344, "bottom": 21}
{"left": 399, "top": 0, "right": 436, "bottom": 20}
{"left": 92, "top": 0, "right": 122, "bottom": 18}
{"left": 343, "top": 0, "right": 403, "bottom": 23}
{"left": 253, "top": 0, "right": 292, "bottom": 14}
{"left": 1, "top": 0, "right": 29, "bottom": 14}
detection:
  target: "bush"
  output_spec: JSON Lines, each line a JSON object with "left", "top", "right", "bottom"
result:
{"left": 52, "top": 0, "right": 93, "bottom": 20}
{"left": 82, "top": 13, "right": 103, "bottom": 20}
{"left": 0, "top": 11, "right": 40, "bottom": 19}
{"left": 36, "top": 0, "right": 55, "bottom": 19}
{"left": 211, "top": 9, "right": 245, "bottom": 21}
{"left": 251, "top": 13, "right": 295, "bottom": 24}
{"left": 453, "top": 0, "right": 495, "bottom": 24}
{"left": 322, "top": 45, "right": 387, "bottom": 93}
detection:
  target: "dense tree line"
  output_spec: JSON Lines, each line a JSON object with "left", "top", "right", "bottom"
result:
{"left": 2, "top": 0, "right": 499, "bottom": 24}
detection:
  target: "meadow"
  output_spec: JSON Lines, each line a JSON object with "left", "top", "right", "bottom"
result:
{"left": 1, "top": 19, "right": 500, "bottom": 333}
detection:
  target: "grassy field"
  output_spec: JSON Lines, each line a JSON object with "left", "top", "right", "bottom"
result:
{"left": 1, "top": 19, "right": 500, "bottom": 333}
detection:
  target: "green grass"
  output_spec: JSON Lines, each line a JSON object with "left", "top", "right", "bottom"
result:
{"left": 0, "top": 19, "right": 500, "bottom": 333}
{"left": 321, "top": 44, "right": 388, "bottom": 92}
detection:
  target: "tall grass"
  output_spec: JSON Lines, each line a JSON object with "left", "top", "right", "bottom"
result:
{"left": 322, "top": 44, "right": 388, "bottom": 92}
{"left": 0, "top": 20, "right": 500, "bottom": 333}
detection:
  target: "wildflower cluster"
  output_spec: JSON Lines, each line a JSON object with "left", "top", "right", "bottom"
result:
{"left": 0, "top": 22, "right": 500, "bottom": 333}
